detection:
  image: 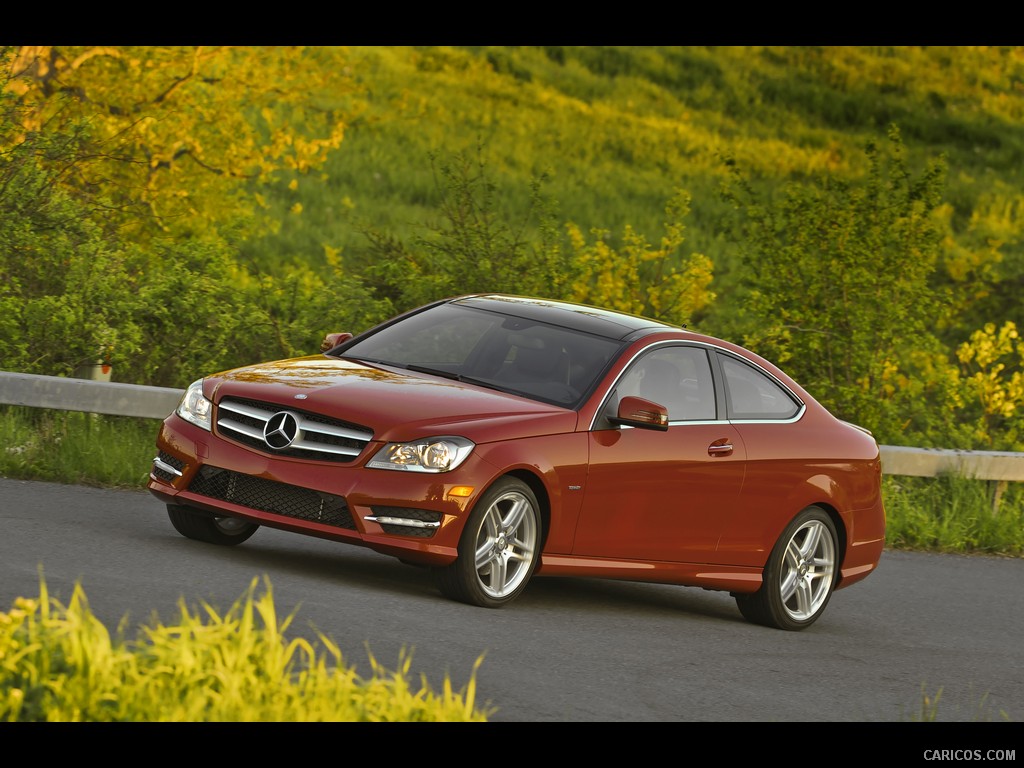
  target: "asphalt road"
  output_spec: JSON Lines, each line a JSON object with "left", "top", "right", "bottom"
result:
{"left": 1, "top": 476, "right": 1022, "bottom": 733}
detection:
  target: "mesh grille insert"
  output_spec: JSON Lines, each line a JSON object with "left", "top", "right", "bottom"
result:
{"left": 188, "top": 466, "right": 355, "bottom": 530}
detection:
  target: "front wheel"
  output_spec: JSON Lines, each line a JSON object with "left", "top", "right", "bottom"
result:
{"left": 734, "top": 506, "right": 838, "bottom": 631}
{"left": 434, "top": 477, "right": 542, "bottom": 608}
{"left": 167, "top": 504, "right": 259, "bottom": 546}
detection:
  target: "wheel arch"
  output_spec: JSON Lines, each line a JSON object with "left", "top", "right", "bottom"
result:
{"left": 785, "top": 474, "right": 851, "bottom": 553}
{"left": 749, "top": 496, "right": 848, "bottom": 574}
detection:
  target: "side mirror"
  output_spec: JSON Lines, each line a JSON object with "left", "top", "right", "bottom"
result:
{"left": 609, "top": 395, "right": 669, "bottom": 431}
{"left": 320, "top": 332, "right": 353, "bottom": 353}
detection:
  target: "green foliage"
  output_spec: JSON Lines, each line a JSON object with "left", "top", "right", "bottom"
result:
{"left": 1, "top": 46, "right": 384, "bottom": 388}
{"left": 720, "top": 126, "right": 954, "bottom": 441}
{"left": 0, "top": 573, "right": 492, "bottom": 721}
{"left": 227, "top": 256, "right": 392, "bottom": 375}
{"left": 0, "top": 57, "right": 134, "bottom": 377}
{"left": 5, "top": 44, "right": 1024, "bottom": 451}
{"left": 906, "top": 684, "right": 1009, "bottom": 723}
{"left": 953, "top": 321, "right": 1024, "bottom": 449}
{"left": 565, "top": 189, "right": 715, "bottom": 325}
{"left": 353, "top": 144, "right": 575, "bottom": 309}
{"left": 7, "top": 45, "right": 361, "bottom": 244}
{"left": 0, "top": 408, "right": 155, "bottom": 487}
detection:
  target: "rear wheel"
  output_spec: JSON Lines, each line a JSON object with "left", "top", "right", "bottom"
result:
{"left": 435, "top": 477, "right": 541, "bottom": 608}
{"left": 167, "top": 504, "right": 259, "bottom": 546}
{"left": 734, "top": 506, "right": 838, "bottom": 631}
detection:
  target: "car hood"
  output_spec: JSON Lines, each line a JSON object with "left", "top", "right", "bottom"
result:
{"left": 206, "top": 355, "right": 580, "bottom": 443}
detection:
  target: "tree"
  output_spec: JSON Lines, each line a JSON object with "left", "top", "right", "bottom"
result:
{"left": 721, "top": 125, "right": 952, "bottom": 441}
{"left": 355, "top": 144, "right": 574, "bottom": 310}
{"left": 1, "top": 46, "right": 369, "bottom": 383}
{"left": 0, "top": 48, "right": 139, "bottom": 377}
{"left": 6, "top": 46, "right": 360, "bottom": 242}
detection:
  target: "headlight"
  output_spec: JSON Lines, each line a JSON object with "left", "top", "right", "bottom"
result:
{"left": 367, "top": 436, "right": 474, "bottom": 473}
{"left": 176, "top": 379, "right": 213, "bottom": 431}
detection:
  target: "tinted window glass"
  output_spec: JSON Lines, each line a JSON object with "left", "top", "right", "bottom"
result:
{"left": 342, "top": 303, "right": 621, "bottom": 408}
{"left": 617, "top": 346, "right": 716, "bottom": 421}
{"left": 719, "top": 354, "right": 800, "bottom": 419}
{"left": 345, "top": 304, "right": 496, "bottom": 365}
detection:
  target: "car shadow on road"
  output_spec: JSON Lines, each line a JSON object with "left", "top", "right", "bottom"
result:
{"left": 150, "top": 524, "right": 747, "bottom": 626}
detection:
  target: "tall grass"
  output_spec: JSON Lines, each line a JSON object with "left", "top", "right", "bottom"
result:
{"left": 1, "top": 405, "right": 1021, "bottom": 556}
{"left": 0, "top": 573, "right": 492, "bottom": 722}
{"left": 0, "top": 407, "right": 154, "bottom": 488}
{"left": 883, "top": 474, "right": 1024, "bottom": 556}
{"left": 907, "top": 685, "right": 1011, "bottom": 722}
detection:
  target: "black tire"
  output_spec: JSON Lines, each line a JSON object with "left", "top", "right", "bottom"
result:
{"left": 167, "top": 504, "right": 259, "bottom": 546}
{"left": 434, "top": 476, "right": 542, "bottom": 608}
{"left": 734, "top": 506, "right": 838, "bottom": 631}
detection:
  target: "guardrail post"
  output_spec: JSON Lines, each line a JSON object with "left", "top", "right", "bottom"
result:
{"left": 73, "top": 361, "right": 113, "bottom": 382}
{"left": 992, "top": 480, "right": 1008, "bottom": 515}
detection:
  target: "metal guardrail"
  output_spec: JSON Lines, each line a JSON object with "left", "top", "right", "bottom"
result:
{"left": 0, "top": 370, "right": 183, "bottom": 420}
{"left": 2, "top": 370, "right": 1024, "bottom": 486}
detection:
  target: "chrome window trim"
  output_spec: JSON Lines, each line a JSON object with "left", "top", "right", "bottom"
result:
{"left": 589, "top": 339, "right": 806, "bottom": 431}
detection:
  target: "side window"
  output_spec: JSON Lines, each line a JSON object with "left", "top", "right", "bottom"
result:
{"left": 618, "top": 346, "right": 716, "bottom": 421}
{"left": 719, "top": 354, "right": 800, "bottom": 420}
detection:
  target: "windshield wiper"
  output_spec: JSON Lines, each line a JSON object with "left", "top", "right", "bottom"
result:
{"left": 406, "top": 364, "right": 505, "bottom": 392}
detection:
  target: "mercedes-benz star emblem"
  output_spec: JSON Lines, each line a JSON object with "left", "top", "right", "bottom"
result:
{"left": 264, "top": 411, "right": 300, "bottom": 449}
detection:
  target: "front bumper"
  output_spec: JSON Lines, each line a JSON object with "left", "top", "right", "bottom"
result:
{"left": 147, "top": 414, "right": 493, "bottom": 566}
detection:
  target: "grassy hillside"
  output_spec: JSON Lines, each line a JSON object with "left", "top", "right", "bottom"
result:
{"left": 243, "top": 46, "right": 1024, "bottom": 335}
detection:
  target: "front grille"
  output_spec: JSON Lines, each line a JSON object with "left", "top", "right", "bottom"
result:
{"left": 215, "top": 397, "right": 374, "bottom": 463}
{"left": 188, "top": 465, "right": 355, "bottom": 530}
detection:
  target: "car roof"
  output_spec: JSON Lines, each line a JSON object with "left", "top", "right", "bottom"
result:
{"left": 453, "top": 294, "right": 682, "bottom": 341}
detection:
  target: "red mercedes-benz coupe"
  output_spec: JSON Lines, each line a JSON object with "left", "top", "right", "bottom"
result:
{"left": 148, "top": 294, "right": 885, "bottom": 630}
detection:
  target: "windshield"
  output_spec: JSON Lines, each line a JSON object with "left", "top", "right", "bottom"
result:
{"left": 339, "top": 303, "right": 622, "bottom": 408}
